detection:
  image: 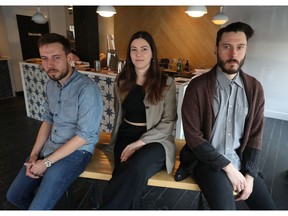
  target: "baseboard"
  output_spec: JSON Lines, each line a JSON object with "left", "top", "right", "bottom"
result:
{"left": 264, "top": 110, "right": 288, "bottom": 121}
{"left": 15, "top": 91, "right": 24, "bottom": 97}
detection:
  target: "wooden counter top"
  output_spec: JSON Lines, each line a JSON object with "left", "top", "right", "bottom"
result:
{"left": 22, "top": 61, "right": 118, "bottom": 77}
{"left": 77, "top": 68, "right": 117, "bottom": 76}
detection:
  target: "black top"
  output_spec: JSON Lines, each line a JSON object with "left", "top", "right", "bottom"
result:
{"left": 123, "top": 84, "right": 146, "bottom": 123}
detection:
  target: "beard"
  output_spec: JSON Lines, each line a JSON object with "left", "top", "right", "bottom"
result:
{"left": 46, "top": 62, "right": 70, "bottom": 81}
{"left": 217, "top": 54, "right": 245, "bottom": 75}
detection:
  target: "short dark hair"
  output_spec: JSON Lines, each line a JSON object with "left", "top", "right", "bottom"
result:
{"left": 37, "top": 33, "right": 71, "bottom": 55}
{"left": 216, "top": 22, "right": 254, "bottom": 46}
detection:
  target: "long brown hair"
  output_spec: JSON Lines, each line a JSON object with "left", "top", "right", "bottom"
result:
{"left": 116, "top": 31, "right": 168, "bottom": 104}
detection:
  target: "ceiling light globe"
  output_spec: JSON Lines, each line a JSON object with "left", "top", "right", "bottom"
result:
{"left": 212, "top": 13, "right": 229, "bottom": 25}
{"left": 185, "top": 6, "right": 207, "bottom": 18}
{"left": 96, "top": 6, "right": 116, "bottom": 17}
{"left": 32, "top": 12, "right": 48, "bottom": 24}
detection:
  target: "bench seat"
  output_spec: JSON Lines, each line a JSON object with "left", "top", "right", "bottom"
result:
{"left": 79, "top": 132, "right": 200, "bottom": 191}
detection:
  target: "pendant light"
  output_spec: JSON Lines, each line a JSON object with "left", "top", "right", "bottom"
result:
{"left": 185, "top": 6, "right": 207, "bottom": 18}
{"left": 96, "top": 6, "right": 116, "bottom": 17}
{"left": 31, "top": 6, "right": 48, "bottom": 24}
{"left": 212, "top": 6, "right": 229, "bottom": 25}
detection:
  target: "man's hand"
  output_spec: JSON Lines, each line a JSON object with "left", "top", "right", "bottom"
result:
{"left": 235, "top": 174, "right": 254, "bottom": 201}
{"left": 24, "top": 155, "right": 37, "bottom": 178}
{"left": 24, "top": 158, "right": 47, "bottom": 179}
{"left": 121, "top": 140, "right": 145, "bottom": 162}
{"left": 223, "top": 163, "right": 246, "bottom": 193}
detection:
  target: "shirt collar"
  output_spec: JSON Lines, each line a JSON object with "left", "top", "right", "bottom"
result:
{"left": 216, "top": 66, "right": 244, "bottom": 89}
{"left": 58, "top": 68, "right": 78, "bottom": 88}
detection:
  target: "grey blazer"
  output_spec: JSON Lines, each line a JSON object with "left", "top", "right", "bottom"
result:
{"left": 107, "top": 76, "right": 177, "bottom": 174}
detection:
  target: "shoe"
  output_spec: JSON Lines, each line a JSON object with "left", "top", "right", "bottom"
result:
{"left": 174, "top": 166, "right": 190, "bottom": 181}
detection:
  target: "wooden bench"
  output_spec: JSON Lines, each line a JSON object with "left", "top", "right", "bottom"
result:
{"left": 80, "top": 132, "right": 200, "bottom": 190}
{"left": 66, "top": 132, "right": 203, "bottom": 209}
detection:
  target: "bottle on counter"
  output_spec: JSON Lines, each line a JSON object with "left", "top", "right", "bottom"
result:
{"left": 184, "top": 60, "right": 190, "bottom": 72}
{"left": 176, "top": 58, "right": 182, "bottom": 73}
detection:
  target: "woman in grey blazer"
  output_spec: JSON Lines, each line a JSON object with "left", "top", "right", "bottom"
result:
{"left": 100, "top": 31, "right": 177, "bottom": 209}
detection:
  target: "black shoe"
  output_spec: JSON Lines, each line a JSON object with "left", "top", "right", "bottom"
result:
{"left": 174, "top": 166, "right": 190, "bottom": 181}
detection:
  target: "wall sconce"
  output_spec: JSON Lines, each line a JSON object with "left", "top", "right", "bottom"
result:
{"left": 31, "top": 6, "right": 48, "bottom": 24}
{"left": 211, "top": 6, "right": 229, "bottom": 25}
{"left": 185, "top": 6, "right": 207, "bottom": 18}
{"left": 96, "top": 6, "right": 116, "bottom": 17}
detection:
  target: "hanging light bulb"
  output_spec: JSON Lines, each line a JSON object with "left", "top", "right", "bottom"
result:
{"left": 31, "top": 6, "right": 48, "bottom": 24}
{"left": 185, "top": 6, "right": 207, "bottom": 18}
{"left": 212, "top": 6, "right": 229, "bottom": 25}
{"left": 96, "top": 6, "right": 116, "bottom": 17}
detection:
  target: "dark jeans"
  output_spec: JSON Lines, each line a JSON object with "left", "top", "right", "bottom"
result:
{"left": 194, "top": 162, "right": 277, "bottom": 210}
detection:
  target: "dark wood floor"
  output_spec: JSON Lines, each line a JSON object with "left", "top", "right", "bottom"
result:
{"left": 0, "top": 95, "right": 287, "bottom": 210}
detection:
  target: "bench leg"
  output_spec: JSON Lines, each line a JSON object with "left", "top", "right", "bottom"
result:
{"left": 74, "top": 180, "right": 102, "bottom": 209}
{"left": 77, "top": 179, "right": 105, "bottom": 209}
{"left": 87, "top": 180, "right": 102, "bottom": 209}
{"left": 197, "top": 192, "right": 204, "bottom": 210}
{"left": 65, "top": 185, "right": 76, "bottom": 209}
{"left": 65, "top": 179, "right": 104, "bottom": 209}
{"left": 197, "top": 192, "right": 210, "bottom": 210}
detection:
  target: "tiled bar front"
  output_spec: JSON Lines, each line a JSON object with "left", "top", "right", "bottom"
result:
{"left": 20, "top": 62, "right": 187, "bottom": 139}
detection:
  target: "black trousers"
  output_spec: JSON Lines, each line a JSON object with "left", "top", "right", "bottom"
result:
{"left": 194, "top": 162, "right": 277, "bottom": 210}
{"left": 100, "top": 123, "right": 166, "bottom": 209}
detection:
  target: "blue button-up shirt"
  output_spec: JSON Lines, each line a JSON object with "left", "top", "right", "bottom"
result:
{"left": 40, "top": 69, "right": 103, "bottom": 157}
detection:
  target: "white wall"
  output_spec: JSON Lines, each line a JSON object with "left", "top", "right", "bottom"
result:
{"left": 0, "top": 6, "right": 66, "bottom": 93}
{"left": 98, "top": 16, "right": 114, "bottom": 55}
{"left": 224, "top": 6, "right": 288, "bottom": 120}
{"left": 0, "top": 8, "right": 10, "bottom": 58}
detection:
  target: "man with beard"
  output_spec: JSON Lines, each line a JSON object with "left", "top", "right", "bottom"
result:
{"left": 178, "top": 22, "right": 276, "bottom": 209}
{"left": 6, "top": 33, "right": 103, "bottom": 209}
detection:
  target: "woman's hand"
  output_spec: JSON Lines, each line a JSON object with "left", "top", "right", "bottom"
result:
{"left": 121, "top": 140, "right": 145, "bottom": 162}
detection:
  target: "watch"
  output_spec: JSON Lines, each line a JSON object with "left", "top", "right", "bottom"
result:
{"left": 44, "top": 158, "right": 52, "bottom": 168}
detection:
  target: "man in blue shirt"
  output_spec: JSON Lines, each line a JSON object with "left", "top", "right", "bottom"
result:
{"left": 7, "top": 33, "right": 103, "bottom": 209}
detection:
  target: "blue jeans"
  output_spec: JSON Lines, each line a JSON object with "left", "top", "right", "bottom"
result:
{"left": 6, "top": 150, "right": 91, "bottom": 210}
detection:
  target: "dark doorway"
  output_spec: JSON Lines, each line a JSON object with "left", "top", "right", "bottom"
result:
{"left": 73, "top": 6, "right": 99, "bottom": 68}
{"left": 16, "top": 14, "right": 49, "bottom": 60}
